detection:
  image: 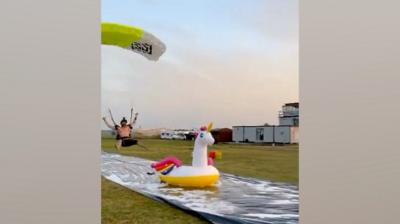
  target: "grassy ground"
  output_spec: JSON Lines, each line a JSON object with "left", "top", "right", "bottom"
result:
{"left": 102, "top": 138, "right": 298, "bottom": 224}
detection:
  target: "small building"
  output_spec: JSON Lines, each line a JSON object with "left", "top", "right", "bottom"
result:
{"left": 210, "top": 128, "right": 233, "bottom": 143}
{"left": 279, "top": 102, "right": 299, "bottom": 126}
{"left": 232, "top": 125, "right": 298, "bottom": 144}
{"left": 232, "top": 102, "right": 299, "bottom": 144}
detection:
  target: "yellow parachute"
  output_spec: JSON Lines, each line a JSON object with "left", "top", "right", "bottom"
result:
{"left": 101, "top": 22, "right": 166, "bottom": 61}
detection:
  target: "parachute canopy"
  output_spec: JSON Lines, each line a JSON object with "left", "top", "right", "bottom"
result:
{"left": 101, "top": 22, "right": 166, "bottom": 61}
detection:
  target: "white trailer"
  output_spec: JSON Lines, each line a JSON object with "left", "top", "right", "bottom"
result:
{"left": 232, "top": 125, "right": 298, "bottom": 144}
{"left": 160, "top": 130, "right": 174, "bottom": 139}
{"left": 160, "top": 130, "right": 189, "bottom": 140}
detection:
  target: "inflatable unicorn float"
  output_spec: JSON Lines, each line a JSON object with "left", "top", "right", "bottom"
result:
{"left": 151, "top": 123, "right": 220, "bottom": 187}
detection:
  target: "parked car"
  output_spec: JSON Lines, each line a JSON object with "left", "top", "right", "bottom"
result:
{"left": 171, "top": 133, "right": 186, "bottom": 140}
{"left": 184, "top": 132, "right": 197, "bottom": 140}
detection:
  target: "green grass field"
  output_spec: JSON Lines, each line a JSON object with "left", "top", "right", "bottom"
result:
{"left": 102, "top": 138, "right": 298, "bottom": 224}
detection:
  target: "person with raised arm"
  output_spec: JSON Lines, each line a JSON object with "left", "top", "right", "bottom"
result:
{"left": 102, "top": 108, "right": 138, "bottom": 150}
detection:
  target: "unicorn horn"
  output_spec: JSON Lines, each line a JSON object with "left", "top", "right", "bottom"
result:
{"left": 207, "top": 122, "right": 213, "bottom": 131}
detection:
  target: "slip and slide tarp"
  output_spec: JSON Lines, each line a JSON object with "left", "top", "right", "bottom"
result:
{"left": 102, "top": 153, "right": 299, "bottom": 224}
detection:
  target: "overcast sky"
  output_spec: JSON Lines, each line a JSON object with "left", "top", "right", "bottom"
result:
{"left": 102, "top": 0, "right": 298, "bottom": 129}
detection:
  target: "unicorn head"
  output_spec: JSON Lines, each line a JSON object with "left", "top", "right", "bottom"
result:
{"left": 195, "top": 122, "right": 215, "bottom": 146}
{"left": 192, "top": 122, "right": 215, "bottom": 167}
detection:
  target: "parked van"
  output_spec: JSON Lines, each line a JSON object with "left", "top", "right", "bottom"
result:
{"left": 160, "top": 131, "right": 174, "bottom": 139}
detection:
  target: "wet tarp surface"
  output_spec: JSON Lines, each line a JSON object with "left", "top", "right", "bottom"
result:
{"left": 102, "top": 153, "right": 298, "bottom": 224}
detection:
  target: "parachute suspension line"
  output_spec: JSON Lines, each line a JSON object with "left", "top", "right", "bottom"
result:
{"left": 108, "top": 108, "right": 117, "bottom": 125}
{"left": 129, "top": 107, "right": 134, "bottom": 124}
